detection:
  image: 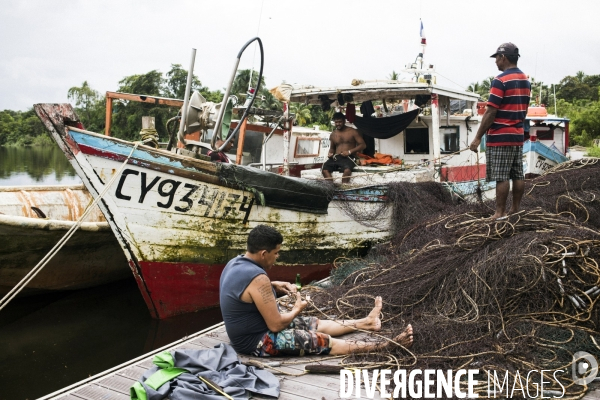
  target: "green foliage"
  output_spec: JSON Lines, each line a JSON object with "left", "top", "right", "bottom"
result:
{"left": 547, "top": 97, "right": 600, "bottom": 146}
{"left": 111, "top": 70, "right": 171, "bottom": 141}
{"left": 309, "top": 106, "right": 334, "bottom": 127}
{"left": 109, "top": 65, "right": 224, "bottom": 141}
{"left": 0, "top": 109, "right": 47, "bottom": 146}
{"left": 468, "top": 76, "right": 493, "bottom": 100}
{"left": 68, "top": 81, "right": 106, "bottom": 132}
{"left": 2, "top": 63, "right": 225, "bottom": 146}
{"left": 164, "top": 64, "right": 223, "bottom": 103}
{"left": 556, "top": 72, "right": 600, "bottom": 102}
{"left": 586, "top": 146, "right": 600, "bottom": 157}
{"left": 290, "top": 102, "right": 312, "bottom": 126}
{"left": 230, "top": 69, "right": 280, "bottom": 113}
{"left": 4, "top": 67, "right": 600, "bottom": 150}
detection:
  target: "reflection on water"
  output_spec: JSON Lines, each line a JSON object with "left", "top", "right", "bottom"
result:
{"left": 0, "top": 146, "right": 81, "bottom": 186}
{"left": 0, "top": 146, "right": 224, "bottom": 399}
{"left": 0, "top": 279, "right": 223, "bottom": 400}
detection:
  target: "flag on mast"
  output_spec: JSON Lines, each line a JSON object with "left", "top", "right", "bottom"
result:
{"left": 420, "top": 19, "right": 426, "bottom": 44}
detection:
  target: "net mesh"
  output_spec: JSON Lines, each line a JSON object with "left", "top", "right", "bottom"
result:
{"left": 301, "top": 158, "right": 600, "bottom": 398}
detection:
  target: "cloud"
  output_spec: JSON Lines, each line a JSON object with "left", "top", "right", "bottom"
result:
{"left": 1, "top": 0, "right": 599, "bottom": 111}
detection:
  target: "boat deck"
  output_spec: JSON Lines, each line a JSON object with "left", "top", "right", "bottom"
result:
{"left": 42, "top": 322, "right": 600, "bottom": 400}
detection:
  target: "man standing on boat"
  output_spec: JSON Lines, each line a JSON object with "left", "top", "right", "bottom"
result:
{"left": 321, "top": 112, "right": 366, "bottom": 184}
{"left": 469, "top": 43, "right": 531, "bottom": 219}
{"left": 219, "top": 225, "right": 413, "bottom": 357}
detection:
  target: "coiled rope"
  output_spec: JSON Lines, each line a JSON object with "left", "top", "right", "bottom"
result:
{"left": 139, "top": 127, "right": 159, "bottom": 149}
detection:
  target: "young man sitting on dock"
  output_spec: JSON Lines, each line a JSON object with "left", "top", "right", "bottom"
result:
{"left": 321, "top": 112, "right": 367, "bottom": 184}
{"left": 219, "top": 225, "right": 413, "bottom": 357}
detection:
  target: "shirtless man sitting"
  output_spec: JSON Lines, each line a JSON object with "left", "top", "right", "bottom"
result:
{"left": 322, "top": 112, "right": 367, "bottom": 184}
{"left": 219, "top": 224, "right": 413, "bottom": 357}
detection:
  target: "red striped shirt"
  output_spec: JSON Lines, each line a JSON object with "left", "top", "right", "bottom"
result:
{"left": 486, "top": 68, "right": 531, "bottom": 147}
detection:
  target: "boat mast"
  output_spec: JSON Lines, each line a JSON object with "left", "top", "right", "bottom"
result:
{"left": 431, "top": 93, "right": 441, "bottom": 180}
{"left": 177, "top": 49, "right": 197, "bottom": 146}
{"left": 418, "top": 21, "right": 441, "bottom": 181}
{"left": 282, "top": 102, "right": 290, "bottom": 176}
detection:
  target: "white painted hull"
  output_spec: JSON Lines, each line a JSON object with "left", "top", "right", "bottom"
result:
{"left": 0, "top": 185, "right": 129, "bottom": 295}
{"left": 35, "top": 104, "right": 390, "bottom": 318}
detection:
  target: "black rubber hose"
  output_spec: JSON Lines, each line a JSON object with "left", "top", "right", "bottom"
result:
{"left": 217, "top": 37, "right": 264, "bottom": 152}
{"left": 166, "top": 114, "right": 180, "bottom": 151}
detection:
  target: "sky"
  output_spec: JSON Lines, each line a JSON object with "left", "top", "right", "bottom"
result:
{"left": 1, "top": 0, "right": 600, "bottom": 111}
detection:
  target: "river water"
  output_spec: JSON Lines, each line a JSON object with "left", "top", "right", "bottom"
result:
{"left": 0, "top": 146, "right": 224, "bottom": 400}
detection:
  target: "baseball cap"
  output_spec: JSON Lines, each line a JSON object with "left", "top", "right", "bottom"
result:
{"left": 490, "top": 42, "right": 520, "bottom": 58}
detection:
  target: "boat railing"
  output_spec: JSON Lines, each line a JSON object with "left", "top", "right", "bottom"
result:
{"left": 248, "top": 161, "right": 298, "bottom": 172}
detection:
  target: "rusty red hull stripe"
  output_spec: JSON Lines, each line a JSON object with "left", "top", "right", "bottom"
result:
{"left": 138, "top": 261, "right": 331, "bottom": 319}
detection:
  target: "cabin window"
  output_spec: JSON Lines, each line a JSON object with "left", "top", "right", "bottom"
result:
{"left": 440, "top": 126, "right": 460, "bottom": 153}
{"left": 536, "top": 128, "right": 555, "bottom": 140}
{"left": 404, "top": 127, "right": 430, "bottom": 154}
{"left": 294, "top": 137, "right": 321, "bottom": 157}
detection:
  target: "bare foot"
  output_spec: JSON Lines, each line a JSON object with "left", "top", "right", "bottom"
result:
{"left": 361, "top": 296, "right": 383, "bottom": 331}
{"left": 490, "top": 213, "right": 507, "bottom": 220}
{"left": 393, "top": 324, "right": 414, "bottom": 348}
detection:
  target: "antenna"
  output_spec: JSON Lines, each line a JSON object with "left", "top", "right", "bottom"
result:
{"left": 553, "top": 84, "right": 558, "bottom": 115}
{"left": 248, "top": 0, "right": 266, "bottom": 92}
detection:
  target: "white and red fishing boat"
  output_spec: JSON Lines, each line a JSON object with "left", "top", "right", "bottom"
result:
{"left": 34, "top": 102, "right": 389, "bottom": 319}
{"left": 31, "top": 36, "right": 485, "bottom": 318}
{"left": 34, "top": 35, "right": 570, "bottom": 319}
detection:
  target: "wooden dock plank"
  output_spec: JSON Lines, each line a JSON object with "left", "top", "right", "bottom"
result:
{"left": 96, "top": 374, "right": 136, "bottom": 395}
{"left": 277, "top": 377, "right": 341, "bottom": 399}
{"left": 54, "top": 395, "right": 86, "bottom": 400}
{"left": 585, "top": 387, "right": 600, "bottom": 400}
{"left": 70, "top": 384, "right": 130, "bottom": 400}
{"left": 190, "top": 334, "right": 227, "bottom": 348}
{"left": 116, "top": 365, "right": 147, "bottom": 381}
{"left": 43, "top": 317, "right": 600, "bottom": 400}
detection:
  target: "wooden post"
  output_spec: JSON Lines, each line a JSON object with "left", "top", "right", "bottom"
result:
{"left": 105, "top": 96, "right": 113, "bottom": 136}
{"left": 236, "top": 119, "right": 247, "bottom": 165}
{"left": 282, "top": 102, "right": 290, "bottom": 176}
{"left": 431, "top": 93, "right": 441, "bottom": 181}
{"left": 141, "top": 116, "right": 155, "bottom": 130}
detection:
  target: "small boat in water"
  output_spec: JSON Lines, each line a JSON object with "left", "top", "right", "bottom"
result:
{"left": 0, "top": 184, "right": 130, "bottom": 296}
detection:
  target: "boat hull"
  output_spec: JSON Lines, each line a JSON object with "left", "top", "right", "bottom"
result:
{"left": 35, "top": 104, "right": 388, "bottom": 318}
{"left": 523, "top": 140, "right": 569, "bottom": 178}
{"left": 137, "top": 260, "right": 337, "bottom": 317}
{"left": 0, "top": 185, "right": 130, "bottom": 295}
{"left": 0, "top": 218, "right": 130, "bottom": 295}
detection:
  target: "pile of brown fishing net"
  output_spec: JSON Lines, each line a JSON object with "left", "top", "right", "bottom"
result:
{"left": 335, "top": 180, "right": 462, "bottom": 230}
{"left": 303, "top": 158, "right": 600, "bottom": 398}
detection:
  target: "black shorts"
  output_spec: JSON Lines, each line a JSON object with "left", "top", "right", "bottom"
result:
{"left": 322, "top": 156, "right": 356, "bottom": 173}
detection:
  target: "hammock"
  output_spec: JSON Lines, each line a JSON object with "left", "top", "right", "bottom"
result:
{"left": 354, "top": 109, "right": 420, "bottom": 139}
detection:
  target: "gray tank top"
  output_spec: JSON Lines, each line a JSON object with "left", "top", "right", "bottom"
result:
{"left": 219, "top": 256, "right": 270, "bottom": 354}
